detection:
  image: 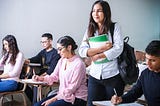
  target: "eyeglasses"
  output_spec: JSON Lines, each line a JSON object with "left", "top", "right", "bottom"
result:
{"left": 40, "top": 40, "right": 49, "bottom": 44}
{"left": 57, "top": 47, "right": 65, "bottom": 51}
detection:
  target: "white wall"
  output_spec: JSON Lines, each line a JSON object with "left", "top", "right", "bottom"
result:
{"left": 0, "top": 0, "right": 159, "bottom": 58}
{"left": 109, "top": 0, "right": 160, "bottom": 51}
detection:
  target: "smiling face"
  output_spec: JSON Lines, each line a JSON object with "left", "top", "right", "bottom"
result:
{"left": 3, "top": 40, "right": 9, "bottom": 52}
{"left": 145, "top": 54, "right": 160, "bottom": 73}
{"left": 92, "top": 3, "right": 104, "bottom": 26}
{"left": 57, "top": 43, "right": 74, "bottom": 59}
{"left": 56, "top": 43, "right": 68, "bottom": 58}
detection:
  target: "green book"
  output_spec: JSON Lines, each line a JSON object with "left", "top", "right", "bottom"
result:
{"left": 89, "top": 34, "right": 110, "bottom": 64}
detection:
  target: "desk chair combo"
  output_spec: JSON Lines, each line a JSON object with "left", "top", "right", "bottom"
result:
{"left": 22, "top": 63, "right": 59, "bottom": 104}
{"left": 0, "top": 64, "right": 29, "bottom": 106}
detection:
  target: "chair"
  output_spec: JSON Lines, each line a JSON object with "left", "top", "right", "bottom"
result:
{"left": 135, "top": 50, "right": 146, "bottom": 63}
{"left": 20, "top": 64, "right": 59, "bottom": 104}
{"left": 28, "top": 63, "right": 59, "bottom": 102}
{"left": 0, "top": 64, "right": 29, "bottom": 106}
{"left": 43, "top": 82, "right": 59, "bottom": 98}
{"left": 0, "top": 83, "right": 27, "bottom": 106}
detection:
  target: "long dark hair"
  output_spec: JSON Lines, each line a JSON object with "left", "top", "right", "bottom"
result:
{"left": 88, "top": 0, "right": 112, "bottom": 37}
{"left": 2, "top": 35, "right": 19, "bottom": 65}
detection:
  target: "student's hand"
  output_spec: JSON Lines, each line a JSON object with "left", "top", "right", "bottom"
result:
{"left": 41, "top": 97, "right": 57, "bottom": 106}
{"left": 111, "top": 95, "right": 122, "bottom": 105}
{"left": 99, "top": 41, "right": 112, "bottom": 52}
{"left": 24, "top": 59, "right": 30, "bottom": 64}
{"left": 32, "top": 75, "right": 39, "bottom": 81}
{"left": 32, "top": 75, "right": 44, "bottom": 81}
{"left": 91, "top": 54, "right": 100, "bottom": 62}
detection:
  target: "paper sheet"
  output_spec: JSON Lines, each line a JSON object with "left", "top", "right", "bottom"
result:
{"left": 92, "top": 101, "right": 143, "bottom": 106}
{"left": 21, "top": 79, "right": 47, "bottom": 84}
{"left": 29, "top": 63, "right": 41, "bottom": 66}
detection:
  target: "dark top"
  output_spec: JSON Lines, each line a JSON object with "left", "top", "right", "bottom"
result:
{"left": 29, "top": 48, "right": 60, "bottom": 75}
{"left": 122, "top": 68, "right": 160, "bottom": 106}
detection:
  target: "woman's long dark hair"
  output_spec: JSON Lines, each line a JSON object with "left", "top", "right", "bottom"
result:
{"left": 88, "top": 0, "right": 112, "bottom": 37}
{"left": 2, "top": 35, "right": 19, "bottom": 65}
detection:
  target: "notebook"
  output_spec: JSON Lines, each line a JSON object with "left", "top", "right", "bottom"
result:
{"left": 92, "top": 100, "right": 143, "bottom": 106}
{"left": 89, "top": 34, "right": 110, "bottom": 64}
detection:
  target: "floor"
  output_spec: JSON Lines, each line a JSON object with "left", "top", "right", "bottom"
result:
{"left": 1, "top": 93, "right": 147, "bottom": 106}
{"left": 1, "top": 83, "right": 59, "bottom": 106}
{"left": 2, "top": 93, "right": 32, "bottom": 106}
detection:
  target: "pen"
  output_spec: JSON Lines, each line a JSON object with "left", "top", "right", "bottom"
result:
{"left": 113, "top": 88, "right": 117, "bottom": 96}
{"left": 33, "top": 69, "right": 36, "bottom": 76}
{"left": 32, "top": 69, "right": 37, "bottom": 80}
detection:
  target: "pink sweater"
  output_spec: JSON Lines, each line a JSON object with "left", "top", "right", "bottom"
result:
{"left": 44, "top": 55, "right": 87, "bottom": 104}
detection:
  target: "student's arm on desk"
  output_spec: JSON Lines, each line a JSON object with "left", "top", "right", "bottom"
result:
{"left": 111, "top": 95, "right": 122, "bottom": 105}
{"left": 24, "top": 59, "right": 41, "bottom": 67}
{"left": 32, "top": 74, "right": 44, "bottom": 82}
{"left": 110, "top": 94, "right": 144, "bottom": 106}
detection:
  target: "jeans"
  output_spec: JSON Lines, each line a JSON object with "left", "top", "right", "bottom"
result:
{"left": 87, "top": 74, "right": 125, "bottom": 106}
{"left": 0, "top": 80, "right": 18, "bottom": 92}
{"left": 34, "top": 94, "right": 87, "bottom": 106}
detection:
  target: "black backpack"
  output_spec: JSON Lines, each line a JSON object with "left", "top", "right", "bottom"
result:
{"left": 110, "top": 23, "right": 139, "bottom": 85}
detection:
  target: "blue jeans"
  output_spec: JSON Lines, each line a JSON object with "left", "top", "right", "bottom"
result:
{"left": 0, "top": 80, "right": 18, "bottom": 92}
{"left": 34, "top": 94, "right": 87, "bottom": 106}
{"left": 88, "top": 74, "right": 125, "bottom": 106}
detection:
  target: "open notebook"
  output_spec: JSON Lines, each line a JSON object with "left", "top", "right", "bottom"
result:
{"left": 21, "top": 79, "right": 47, "bottom": 85}
{"left": 92, "top": 101, "right": 143, "bottom": 106}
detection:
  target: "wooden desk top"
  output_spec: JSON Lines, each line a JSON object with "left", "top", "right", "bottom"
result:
{"left": 19, "top": 79, "right": 47, "bottom": 85}
{"left": 28, "top": 63, "right": 41, "bottom": 67}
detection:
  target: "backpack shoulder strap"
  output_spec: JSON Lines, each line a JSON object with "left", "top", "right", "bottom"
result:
{"left": 124, "top": 36, "right": 129, "bottom": 43}
{"left": 110, "top": 22, "right": 115, "bottom": 43}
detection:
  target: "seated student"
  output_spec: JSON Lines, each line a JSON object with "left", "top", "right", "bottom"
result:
{"left": 25, "top": 33, "right": 60, "bottom": 103}
{"left": 25, "top": 33, "right": 60, "bottom": 76}
{"left": 33, "top": 36, "right": 87, "bottom": 106}
{"left": 0, "top": 35, "right": 24, "bottom": 92}
{"left": 111, "top": 40, "right": 160, "bottom": 106}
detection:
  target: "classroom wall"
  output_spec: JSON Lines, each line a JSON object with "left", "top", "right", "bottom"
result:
{"left": 0, "top": 0, "right": 159, "bottom": 58}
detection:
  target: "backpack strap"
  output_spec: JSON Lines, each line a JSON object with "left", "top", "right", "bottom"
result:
{"left": 124, "top": 36, "right": 129, "bottom": 43}
{"left": 110, "top": 22, "right": 115, "bottom": 43}
{"left": 110, "top": 23, "right": 130, "bottom": 43}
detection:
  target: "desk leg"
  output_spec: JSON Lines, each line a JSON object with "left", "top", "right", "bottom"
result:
{"left": 37, "top": 85, "right": 42, "bottom": 101}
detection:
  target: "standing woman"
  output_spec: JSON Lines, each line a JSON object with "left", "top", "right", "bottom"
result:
{"left": 79, "top": 0, "right": 125, "bottom": 106}
{"left": 0, "top": 35, "right": 24, "bottom": 92}
{"left": 33, "top": 36, "right": 87, "bottom": 106}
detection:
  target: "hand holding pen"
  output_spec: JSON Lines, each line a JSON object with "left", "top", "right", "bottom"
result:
{"left": 32, "top": 69, "right": 44, "bottom": 82}
{"left": 32, "top": 69, "right": 38, "bottom": 81}
{"left": 114, "top": 88, "right": 117, "bottom": 96}
{"left": 111, "top": 88, "right": 122, "bottom": 105}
